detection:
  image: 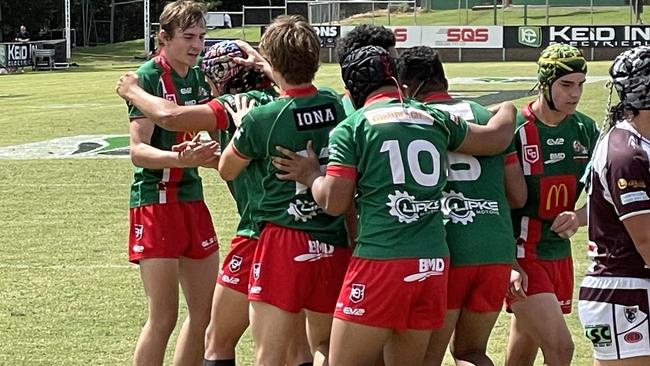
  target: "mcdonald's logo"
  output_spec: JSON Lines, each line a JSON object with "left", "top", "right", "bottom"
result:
{"left": 538, "top": 175, "right": 576, "bottom": 219}
{"left": 182, "top": 131, "right": 198, "bottom": 142}
{"left": 546, "top": 184, "right": 569, "bottom": 211}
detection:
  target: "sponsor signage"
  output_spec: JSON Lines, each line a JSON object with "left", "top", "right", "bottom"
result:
{"left": 0, "top": 42, "right": 36, "bottom": 68}
{"left": 261, "top": 25, "right": 340, "bottom": 48}
{"left": 341, "top": 26, "right": 503, "bottom": 48}
{"left": 505, "top": 25, "right": 650, "bottom": 48}
{"left": 423, "top": 26, "right": 503, "bottom": 48}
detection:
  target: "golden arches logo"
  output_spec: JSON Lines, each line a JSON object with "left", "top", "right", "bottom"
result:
{"left": 182, "top": 131, "right": 198, "bottom": 142}
{"left": 546, "top": 184, "right": 569, "bottom": 210}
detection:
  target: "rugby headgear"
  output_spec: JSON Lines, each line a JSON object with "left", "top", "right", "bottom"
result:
{"left": 201, "top": 41, "right": 265, "bottom": 95}
{"left": 341, "top": 45, "right": 396, "bottom": 108}
{"left": 610, "top": 46, "right": 650, "bottom": 111}
{"left": 537, "top": 43, "right": 587, "bottom": 110}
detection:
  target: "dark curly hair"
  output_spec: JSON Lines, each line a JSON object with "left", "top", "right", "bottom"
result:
{"left": 336, "top": 24, "right": 396, "bottom": 64}
{"left": 397, "top": 46, "right": 447, "bottom": 97}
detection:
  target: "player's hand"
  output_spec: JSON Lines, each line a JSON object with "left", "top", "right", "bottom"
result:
{"left": 551, "top": 211, "right": 579, "bottom": 239}
{"left": 508, "top": 267, "right": 528, "bottom": 301}
{"left": 176, "top": 135, "right": 219, "bottom": 167}
{"left": 223, "top": 94, "right": 256, "bottom": 128}
{"left": 232, "top": 40, "right": 273, "bottom": 79}
{"left": 115, "top": 72, "right": 140, "bottom": 101}
{"left": 272, "top": 140, "right": 322, "bottom": 186}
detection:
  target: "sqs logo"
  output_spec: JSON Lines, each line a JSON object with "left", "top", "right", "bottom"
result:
{"left": 519, "top": 27, "right": 542, "bottom": 48}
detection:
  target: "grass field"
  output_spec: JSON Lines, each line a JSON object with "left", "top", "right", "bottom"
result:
{"left": 0, "top": 41, "right": 616, "bottom": 365}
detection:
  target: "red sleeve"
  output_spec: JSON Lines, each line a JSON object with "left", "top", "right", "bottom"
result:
{"left": 231, "top": 144, "right": 251, "bottom": 160}
{"left": 207, "top": 99, "right": 229, "bottom": 130}
{"left": 505, "top": 152, "right": 519, "bottom": 166}
{"left": 326, "top": 165, "right": 357, "bottom": 180}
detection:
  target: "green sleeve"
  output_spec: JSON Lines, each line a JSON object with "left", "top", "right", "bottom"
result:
{"left": 442, "top": 111, "right": 469, "bottom": 152}
{"left": 232, "top": 112, "right": 265, "bottom": 159}
{"left": 328, "top": 119, "right": 358, "bottom": 167}
{"left": 128, "top": 64, "right": 158, "bottom": 119}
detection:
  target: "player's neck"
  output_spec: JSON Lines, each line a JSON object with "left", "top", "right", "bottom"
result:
{"left": 532, "top": 98, "right": 567, "bottom": 126}
{"left": 631, "top": 111, "right": 650, "bottom": 139}
{"left": 160, "top": 50, "right": 190, "bottom": 78}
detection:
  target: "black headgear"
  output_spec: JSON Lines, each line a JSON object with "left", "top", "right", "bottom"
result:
{"left": 341, "top": 45, "right": 396, "bottom": 108}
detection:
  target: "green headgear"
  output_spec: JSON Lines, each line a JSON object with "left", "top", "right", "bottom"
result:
{"left": 537, "top": 43, "right": 587, "bottom": 111}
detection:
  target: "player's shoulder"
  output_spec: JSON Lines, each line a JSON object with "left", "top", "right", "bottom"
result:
{"left": 317, "top": 87, "right": 343, "bottom": 101}
{"left": 571, "top": 110, "right": 598, "bottom": 128}
{"left": 135, "top": 58, "right": 163, "bottom": 79}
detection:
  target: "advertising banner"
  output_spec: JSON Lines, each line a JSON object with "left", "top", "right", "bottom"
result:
{"left": 505, "top": 25, "right": 650, "bottom": 48}
{"left": 0, "top": 42, "right": 36, "bottom": 67}
{"left": 341, "top": 25, "right": 502, "bottom": 49}
{"left": 421, "top": 26, "right": 503, "bottom": 48}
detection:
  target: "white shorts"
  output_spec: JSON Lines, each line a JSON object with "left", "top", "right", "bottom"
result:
{"left": 578, "top": 276, "right": 650, "bottom": 360}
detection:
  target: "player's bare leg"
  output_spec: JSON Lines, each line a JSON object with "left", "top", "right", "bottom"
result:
{"left": 305, "top": 310, "right": 334, "bottom": 366}
{"left": 286, "top": 311, "right": 313, "bottom": 365}
{"left": 204, "top": 284, "right": 250, "bottom": 361}
{"left": 174, "top": 252, "right": 220, "bottom": 366}
{"left": 133, "top": 259, "right": 180, "bottom": 366}
{"left": 449, "top": 309, "right": 500, "bottom": 366}
{"left": 507, "top": 293, "right": 573, "bottom": 366}
{"left": 423, "top": 309, "right": 460, "bottom": 366}
{"left": 595, "top": 356, "right": 650, "bottom": 366}
{"left": 505, "top": 314, "right": 538, "bottom": 366}
{"left": 329, "top": 319, "right": 391, "bottom": 366}
{"left": 250, "top": 301, "right": 300, "bottom": 366}
{"left": 384, "top": 329, "right": 432, "bottom": 366}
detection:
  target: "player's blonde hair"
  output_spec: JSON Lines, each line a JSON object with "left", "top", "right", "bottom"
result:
{"left": 159, "top": 0, "right": 206, "bottom": 39}
{"left": 259, "top": 15, "right": 320, "bottom": 85}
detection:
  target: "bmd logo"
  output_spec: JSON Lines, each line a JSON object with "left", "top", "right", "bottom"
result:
{"left": 447, "top": 28, "right": 489, "bottom": 42}
{"left": 519, "top": 27, "right": 541, "bottom": 47}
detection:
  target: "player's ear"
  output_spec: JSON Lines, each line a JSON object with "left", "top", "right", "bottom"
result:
{"left": 160, "top": 29, "right": 172, "bottom": 42}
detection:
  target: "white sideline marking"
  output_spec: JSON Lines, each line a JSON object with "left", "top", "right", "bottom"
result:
{"left": 0, "top": 263, "right": 134, "bottom": 270}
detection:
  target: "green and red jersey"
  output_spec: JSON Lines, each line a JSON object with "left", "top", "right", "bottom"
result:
{"left": 328, "top": 92, "right": 468, "bottom": 260}
{"left": 512, "top": 102, "right": 599, "bottom": 260}
{"left": 231, "top": 85, "right": 348, "bottom": 246}
{"left": 128, "top": 54, "right": 211, "bottom": 208}
{"left": 217, "top": 88, "right": 278, "bottom": 239}
{"left": 425, "top": 92, "right": 516, "bottom": 266}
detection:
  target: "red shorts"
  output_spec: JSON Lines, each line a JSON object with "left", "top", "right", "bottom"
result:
{"left": 248, "top": 223, "right": 351, "bottom": 314}
{"left": 447, "top": 264, "right": 511, "bottom": 312}
{"left": 217, "top": 235, "right": 257, "bottom": 294}
{"left": 128, "top": 201, "right": 218, "bottom": 263}
{"left": 506, "top": 257, "right": 573, "bottom": 314}
{"left": 334, "top": 257, "right": 449, "bottom": 331}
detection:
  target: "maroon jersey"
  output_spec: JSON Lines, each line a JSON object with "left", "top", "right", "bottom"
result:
{"left": 587, "top": 120, "right": 650, "bottom": 278}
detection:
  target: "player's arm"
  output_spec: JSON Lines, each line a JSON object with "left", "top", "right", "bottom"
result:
{"left": 272, "top": 141, "right": 356, "bottom": 216}
{"left": 117, "top": 72, "right": 228, "bottom": 132}
{"left": 504, "top": 147, "right": 527, "bottom": 209}
{"left": 455, "top": 101, "right": 516, "bottom": 156}
{"left": 218, "top": 141, "right": 251, "bottom": 181}
{"left": 623, "top": 214, "right": 650, "bottom": 266}
{"left": 129, "top": 118, "right": 218, "bottom": 169}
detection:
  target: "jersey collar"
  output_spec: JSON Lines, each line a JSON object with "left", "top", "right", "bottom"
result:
{"left": 280, "top": 85, "right": 317, "bottom": 98}
{"left": 422, "top": 92, "right": 454, "bottom": 103}
{"left": 364, "top": 90, "right": 402, "bottom": 107}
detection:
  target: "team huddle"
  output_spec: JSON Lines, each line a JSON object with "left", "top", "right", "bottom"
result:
{"left": 114, "top": 1, "right": 650, "bottom": 366}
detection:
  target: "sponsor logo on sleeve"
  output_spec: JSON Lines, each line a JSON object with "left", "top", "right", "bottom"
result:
{"left": 618, "top": 178, "right": 647, "bottom": 190}
{"left": 621, "top": 191, "right": 650, "bottom": 205}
